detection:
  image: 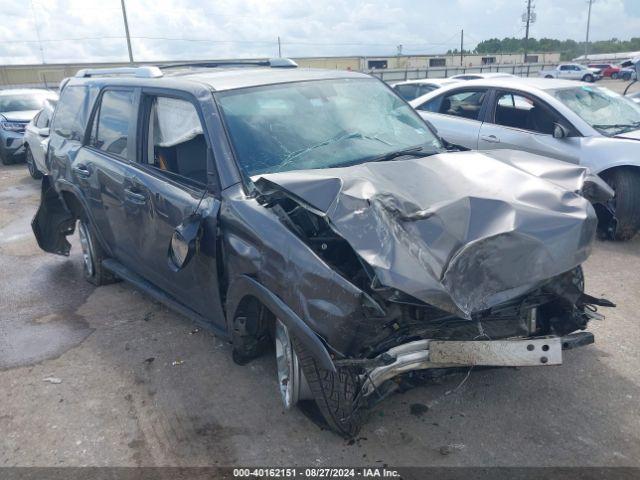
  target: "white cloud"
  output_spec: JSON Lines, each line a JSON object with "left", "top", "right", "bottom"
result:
{"left": 1, "top": 0, "right": 639, "bottom": 64}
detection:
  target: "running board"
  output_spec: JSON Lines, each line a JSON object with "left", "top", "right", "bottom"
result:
{"left": 101, "top": 258, "right": 228, "bottom": 339}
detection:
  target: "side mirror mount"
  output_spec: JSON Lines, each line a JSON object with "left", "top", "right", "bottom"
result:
{"left": 553, "top": 123, "right": 569, "bottom": 139}
{"left": 168, "top": 214, "right": 203, "bottom": 271}
{"left": 38, "top": 127, "right": 50, "bottom": 138}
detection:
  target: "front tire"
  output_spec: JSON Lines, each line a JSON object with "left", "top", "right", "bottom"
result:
{"left": 293, "top": 337, "right": 364, "bottom": 438}
{"left": 602, "top": 168, "right": 640, "bottom": 241}
{"left": 77, "top": 215, "right": 117, "bottom": 285}
{"left": 545, "top": 75, "right": 553, "bottom": 79}
{"left": 612, "top": 72, "right": 619, "bottom": 80}
{"left": 583, "top": 74, "right": 594, "bottom": 83}
{"left": 25, "top": 146, "right": 42, "bottom": 179}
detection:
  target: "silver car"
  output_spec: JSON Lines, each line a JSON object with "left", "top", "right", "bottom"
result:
{"left": 23, "top": 98, "right": 57, "bottom": 179}
{"left": 0, "top": 89, "right": 58, "bottom": 165}
{"left": 410, "top": 77, "right": 640, "bottom": 240}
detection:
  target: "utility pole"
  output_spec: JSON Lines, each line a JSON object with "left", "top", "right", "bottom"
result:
{"left": 460, "top": 29, "right": 464, "bottom": 66}
{"left": 585, "top": 0, "right": 595, "bottom": 57}
{"left": 120, "top": 0, "right": 134, "bottom": 63}
{"left": 278, "top": 36, "right": 282, "bottom": 57}
{"left": 522, "top": 0, "right": 535, "bottom": 63}
{"left": 29, "top": 0, "right": 45, "bottom": 64}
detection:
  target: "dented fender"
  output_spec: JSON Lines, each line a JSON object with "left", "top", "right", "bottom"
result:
{"left": 225, "top": 274, "right": 336, "bottom": 371}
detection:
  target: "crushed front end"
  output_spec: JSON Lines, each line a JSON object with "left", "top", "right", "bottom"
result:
{"left": 250, "top": 150, "right": 615, "bottom": 403}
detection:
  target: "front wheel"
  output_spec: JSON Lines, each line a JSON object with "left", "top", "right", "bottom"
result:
{"left": 583, "top": 74, "right": 594, "bottom": 83}
{"left": 545, "top": 75, "right": 553, "bottom": 79}
{"left": 25, "top": 146, "right": 42, "bottom": 179}
{"left": 611, "top": 72, "right": 619, "bottom": 80}
{"left": 602, "top": 168, "right": 640, "bottom": 241}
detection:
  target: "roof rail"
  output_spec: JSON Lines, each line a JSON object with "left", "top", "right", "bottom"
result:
{"left": 75, "top": 66, "right": 164, "bottom": 78}
{"left": 160, "top": 58, "right": 298, "bottom": 70}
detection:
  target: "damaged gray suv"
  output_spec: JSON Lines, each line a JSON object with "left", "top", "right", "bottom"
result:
{"left": 33, "top": 60, "right": 615, "bottom": 437}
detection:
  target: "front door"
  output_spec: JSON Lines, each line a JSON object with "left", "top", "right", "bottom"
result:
{"left": 128, "top": 92, "right": 225, "bottom": 327}
{"left": 478, "top": 90, "right": 581, "bottom": 164}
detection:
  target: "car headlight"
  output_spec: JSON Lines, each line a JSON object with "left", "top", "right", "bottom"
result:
{"left": 0, "top": 121, "right": 26, "bottom": 132}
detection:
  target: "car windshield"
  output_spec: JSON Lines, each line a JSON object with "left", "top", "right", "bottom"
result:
{"left": 552, "top": 86, "right": 640, "bottom": 135}
{"left": 0, "top": 93, "right": 53, "bottom": 113}
{"left": 216, "top": 78, "right": 443, "bottom": 176}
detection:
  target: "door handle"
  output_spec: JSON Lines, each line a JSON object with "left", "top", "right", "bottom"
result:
{"left": 72, "top": 164, "right": 91, "bottom": 178}
{"left": 481, "top": 135, "right": 500, "bottom": 143}
{"left": 124, "top": 188, "right": 147, "bottom": 205}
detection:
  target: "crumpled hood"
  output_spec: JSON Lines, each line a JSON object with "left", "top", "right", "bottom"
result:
{"left": 0, "top": 110, "right": 39, "bottom": 122}
{"left": 256, "top": 150, "right": 601, "bottom": 319}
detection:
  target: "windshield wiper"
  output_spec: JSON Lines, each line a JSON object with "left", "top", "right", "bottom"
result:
{"left": 369, "top": 146, "right": 437, "bottom": 162}
{"left": 593, "top": 121, "right": 640, "bottom": 131}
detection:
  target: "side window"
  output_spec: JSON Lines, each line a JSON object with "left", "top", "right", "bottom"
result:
{"left": 493, "top": 91, "right": 557, "bottom": 135}
{"left": 394, "top": 84, "right": 417, "bottom": 101}
{"left": 437, "top": 89, "right": 487, "bottom": 120}
{"left": 51, "top": 86, "right": 87, "bottom": 140}
{"left": 416, "top": 84, "right": 437, "bottom": 97}
{"left": 144, "top": 96, "right": 208, "bottom": 186}
{"left": 417, "top": 95, "right": 442, "bottom": 112}
{"left": 560, "top": 65, "right": 569, "bottom": 71}
{"left": 90, "top": 90, "right": 135, "bottom": 159}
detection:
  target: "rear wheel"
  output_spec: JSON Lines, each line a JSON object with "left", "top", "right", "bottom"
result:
{"left": 77, "top": 215, "right": 117, "bottom": 285}
{"left": 545, "top": 75, "right": 553, "bottom": 79}
{"left": 612, "top": 72, "right": 619, "bottom": 80}
{"left": 602, "top": 168, "right": 640, "bottom": 241}
{"left": 25, "top": 146, "right": 42, "bottom": 179}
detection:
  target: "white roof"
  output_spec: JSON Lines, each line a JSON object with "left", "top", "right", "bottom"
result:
{"left": 393, "top": 78, "right": 459, "bottom": 86}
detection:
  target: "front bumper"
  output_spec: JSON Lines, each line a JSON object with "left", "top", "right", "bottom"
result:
{"left": 0, "top": 131, "right": 26, "bottom": 160}
{"left": 362, "top": 332, "right": 594, "bottom": 395}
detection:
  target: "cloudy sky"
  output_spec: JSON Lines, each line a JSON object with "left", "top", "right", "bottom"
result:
{"left": 1, "top": 0, "right": 640, "bottom": 64}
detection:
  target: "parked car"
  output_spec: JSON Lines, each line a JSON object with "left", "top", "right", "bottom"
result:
{"left": 620, "top": 67, "right": 638, "bottom": 81}
{"left": 391, "top": 78, "right": 459, "bottom": 101}
{"left": 539, "top": 64, "right": 601, "bottom": 82}
{"left": 410, "top": 77, "right": 640, "bottom": 240}
{"left": 33, "top": 62, "right": 613, "bottom": 437}
{"left": 23, "top": 98, "right": 58, "bottom": 179}
{"left": 0, "top": 89, "right": 58, "bottom": 165}
{"left": 588, "top": 63, "right": 620, "bottom": 79}
{"left": 449, "top": 72, "right": 516, "bottom": 80}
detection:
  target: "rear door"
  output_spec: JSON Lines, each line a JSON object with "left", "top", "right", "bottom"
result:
{"left": 415, "top": 87, "right": 490, "bottom": 149}
{"left": 477, "top": 89, "right": 582, "bottom": 163}
{"left": 76, "top": 87, "right": 141, "bottom": 266}
{"left": 126, "top": 90, "right": 225, "bottom": 327}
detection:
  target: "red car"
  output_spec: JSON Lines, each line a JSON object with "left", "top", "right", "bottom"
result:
{"left": 589, "top": 63, "right": 621, "bottom": 78}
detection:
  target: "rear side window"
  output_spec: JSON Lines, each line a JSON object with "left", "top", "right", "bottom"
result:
{"left": 436, "top": 89, "right": 487, "bottom": 121}
{"left": 90, "top": 90, "right": 135, "bottom": 159}
{"left": 52, "top": 86, "right": 89, "bottom": 141}
{"left": 394, "top": 84, "right": 417, "bottom": 101}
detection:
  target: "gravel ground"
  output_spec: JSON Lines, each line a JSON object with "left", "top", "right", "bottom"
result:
{"left": 1, "top": 104, "right": 639, "bottom": 467}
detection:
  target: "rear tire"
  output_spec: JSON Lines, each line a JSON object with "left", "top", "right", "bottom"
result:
{"left": 77, "top": 214, "right": 118, "bottom": 285}
{"left": 25, "top": 146, "right": 42, "bottom": 179}
{"left": 0, "top": 149, "right": 12, "bottom": 165}
{"left": 293, "top": 338, "right": 364, "bottom": 438}
{"left": 602, "top": 168, "right": 640, "bottom": 241}
{"left": 545, "top": 75, "right": 553, "bottom": 79}
{"left": 612, "top": 72, "right": 619, "bottom": 80}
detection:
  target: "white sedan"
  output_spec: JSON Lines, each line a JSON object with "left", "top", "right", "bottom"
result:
{"left": 410, "top": 77, "right": 640, "bottom": 240}
{"left": 23, "top": 98, "right": 57, "bottom": 179}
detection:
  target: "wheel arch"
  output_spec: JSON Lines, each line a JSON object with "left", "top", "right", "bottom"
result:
{"left": 225, "top": 274, "right": 336, "bottom": 371}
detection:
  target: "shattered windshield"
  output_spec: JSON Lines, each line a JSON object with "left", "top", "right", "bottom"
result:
{"left": 552, "top": 86, "right": 640, "bottom": 136}
{"left": 216, "top": 78, "right": 443, "bottom": 176}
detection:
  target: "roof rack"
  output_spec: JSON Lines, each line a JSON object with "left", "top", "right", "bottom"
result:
{"left": 160, "top": 58, "right": 298, "bottom": 70}
{"left": 75, "top": 66, "right": 164, "bottom": 78}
